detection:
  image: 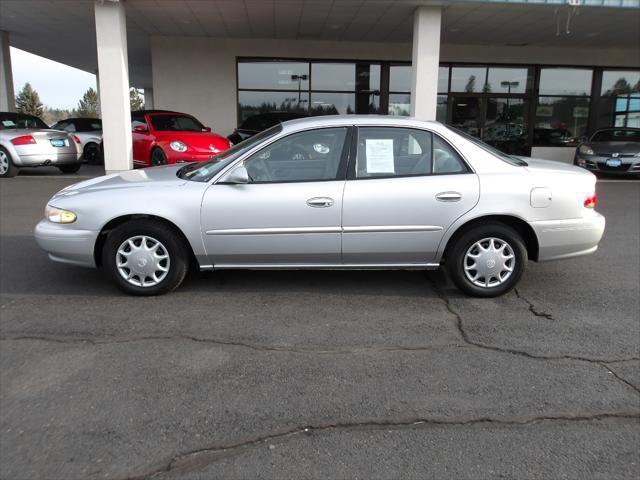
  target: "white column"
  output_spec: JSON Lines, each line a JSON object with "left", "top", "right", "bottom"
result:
{"left": 410, "top": 6, "right": 442, "bottom": 120}
{"left": 95, "top": 69, "right": 101, "bottom": 116}
{"left": 0, "top": 31, "right": 15, "bottom": 112}
{"left": 94, "top": 0, "right": 132, "bottom": 173}
{"left": 144, "top": 88, "right": 154, "bottom": 109}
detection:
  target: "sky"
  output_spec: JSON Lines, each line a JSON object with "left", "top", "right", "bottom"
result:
{"left": 11, "top": 47, "right": 97, "bottom": 111}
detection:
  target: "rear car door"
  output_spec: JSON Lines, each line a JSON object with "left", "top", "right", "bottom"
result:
{"left": 200, "top": 127, "right": 351, "bottom": 265}
{"left": 341, "top": 126, "right": 480, "bottom": 264}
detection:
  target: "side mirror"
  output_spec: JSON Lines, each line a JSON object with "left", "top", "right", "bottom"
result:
{"left": 219, "top": 165, "right": 249, "bottom": 184}
{"left": 133, "top": 124, "right": 148, "bottom": 133}
{"left": 203, "top": 126, "right": 212, "bottom": 132}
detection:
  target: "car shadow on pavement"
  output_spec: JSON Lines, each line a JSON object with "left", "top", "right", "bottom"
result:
{"left": 0, "top": 235, "right": 451, "bottom": 299}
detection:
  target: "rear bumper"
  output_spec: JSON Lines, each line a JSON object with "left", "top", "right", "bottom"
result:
{"left": 34, "top": 220, "right": 99, "bottom": 268}
{"left": 531, "top": 213, "right": 605, "bottom": 262}
{"left": 14, "top": 152, "right": 82, "bottom": 167}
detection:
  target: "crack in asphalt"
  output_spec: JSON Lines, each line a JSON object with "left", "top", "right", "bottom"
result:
{"left": 124, "top": 411, "right": 640, "bottom": 479}
{"left": 600, "top": 362, "right": 640, "bottom": 395}
{"left": 0, "top": 334, "right": 463, "bottom": 355}
{"left": 513, "top": 288, "right": 555, "bottom": 320}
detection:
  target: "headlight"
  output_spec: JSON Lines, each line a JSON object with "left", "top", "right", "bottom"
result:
{"left": 578, "top": 145, "right": 594, "bottom": 155}
{"left": 46, "top": 205, "right": 77, "bottom": 224}
{"left": 170, "top": 141, "right": 188, "bottom": 152}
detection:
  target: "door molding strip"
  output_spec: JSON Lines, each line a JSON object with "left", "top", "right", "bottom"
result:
{"left": 206, "top": 225, "right": 443, "bottom": 235}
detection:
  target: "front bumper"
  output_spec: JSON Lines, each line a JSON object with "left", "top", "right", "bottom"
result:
{"left": 531, "top": 212, "right": 605, "bottom": 262}
{"left": 574, "top": 155, "right": 640, "bottom": 175}
{"left": 34, "top": 220, "right": 99, "bottom": 268}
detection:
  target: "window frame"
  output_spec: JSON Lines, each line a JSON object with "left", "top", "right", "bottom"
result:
{"left": 241, "top": 126, "right": 354, "bottom": 185}
{"left": 346, "top": 126, "right": 472, "bottom": 181}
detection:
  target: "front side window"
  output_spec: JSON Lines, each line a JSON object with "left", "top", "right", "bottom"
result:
{"left": 353, "top": 127, "right": 468, "bottom": 179}
{"left": 244, "top": 127, "right": 348, "bottom": 183}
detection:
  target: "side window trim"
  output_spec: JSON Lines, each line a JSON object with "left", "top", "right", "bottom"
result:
{"left": 243, "top": 126, "right": 354, "bottom": 185}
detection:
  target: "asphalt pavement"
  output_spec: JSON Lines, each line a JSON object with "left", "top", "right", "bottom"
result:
{"left": 0, "top": 167, "right": 638, "bottom": 479}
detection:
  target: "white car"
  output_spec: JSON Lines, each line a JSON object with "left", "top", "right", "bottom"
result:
{"left": 51, "top": 117, "right": 102, "bottom": 164}
{"left": 35, "top": 116, "right": 605, "bottom": 297}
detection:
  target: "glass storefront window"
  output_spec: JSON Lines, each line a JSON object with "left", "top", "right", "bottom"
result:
{"left": 486, "top": 67, "right": 530, "bottom": 94}
{"left": 310, "top": 93, "right": 355, "bottom": 115}
{"left": 601, "top": 70, "right": 640, "bottom": 95}
{"left": 238, "top": 62, "right": 309, "bottom": 90}
{"left": 311, "top": 63, "right": 356, "bottom": 91}
{"left": 238, "top": 91, "right": 309, "bottom": 121}
{"left": 538, "top": 68, "right": 593, "bottom": 96}
{"left": 389, "top": 93, "right": 411, "bottom": 116}
{"left": 389, "top": 65, "right": 411, "bottom": 92}
{"left": 437, "top": 95, "right": 447, "bottom": 122}
{"left": 451, "top": 66, "right": 487, "bottom": 93}
{"left": 534, "top": 96, "right": 590, "bottom": 145}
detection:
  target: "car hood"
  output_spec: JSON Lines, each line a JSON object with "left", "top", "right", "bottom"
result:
{"left": 51, "top": 164, "right": 187, "bottom": 199}
{"left": 156, "top": 131, "right": 229, "bottom": 150}
{"left": 587, "top": 142, "right": 639, "bottom": 155}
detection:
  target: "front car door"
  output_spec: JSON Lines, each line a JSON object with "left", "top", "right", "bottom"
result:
{"left": 341, "top": 126, "right": 480, "bottom": 265}
{"left": 200, "top": 126, "right": 351, "bottom": 266}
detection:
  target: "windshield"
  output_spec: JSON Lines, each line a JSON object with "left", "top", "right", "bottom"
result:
{"left": 591, "top": 129, "right": 640, "bottom": 143}
{"left": 447, "top": 126, "right": 528, "bottom": 166}
{"left": 0, "top": 113, "right": 49, "bottom": 130}
{"left": 178, "top": 124, "right": 283, "bottom": 182}
{"left": 149, "top": 114, "right": 205, "bottom": 132}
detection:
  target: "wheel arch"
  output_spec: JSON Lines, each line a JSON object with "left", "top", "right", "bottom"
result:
{"left": 94, "top": 214, "right": 197, "bottom": 268}
{"left": 441, "top": 214, "right": 539, "bottom": 263}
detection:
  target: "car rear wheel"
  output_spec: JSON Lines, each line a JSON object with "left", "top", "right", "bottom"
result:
{"left": 446, "top": 223, "right": 527, "bottom": 297}
{"left": 150, "top": 148, "right": 168, "bottom": 166}
{"left": 83, "top": 142, "right": 101, "bottom": 164}
{"left": 58, "top": 163, "right": 81, "bottom": 174}
{"left": 102, "top": 220, "right": 189, "bottom": 295}
{"left": 0, "top": 147, "right": 19, "bottom": 178}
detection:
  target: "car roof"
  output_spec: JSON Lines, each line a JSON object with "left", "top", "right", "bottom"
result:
{"left": 280, "top": 115, "right": 440, "bottom": 131}
{"left": 132, "top": 110, "right": 182, "bottom": 115}
{"left": 56, "top": 117, "right": 102, "bottom": 122}
{"left": 593, "top": 127, "right": 640, "bottom": 133}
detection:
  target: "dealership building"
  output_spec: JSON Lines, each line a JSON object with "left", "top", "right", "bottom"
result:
{"left": 1, "top": 0, "right": 639, "bottom": 172}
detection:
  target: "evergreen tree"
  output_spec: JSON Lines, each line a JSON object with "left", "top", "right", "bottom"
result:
{"left": 130, "top": 88, "right": 144, "bottom": 111}
{"left": 77, "top": 88, "right": 99, "bottom": 117}
{"left": 15, "top": 83, "right": 44, "bottom": 117}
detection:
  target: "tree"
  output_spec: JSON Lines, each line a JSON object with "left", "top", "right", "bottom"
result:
{"left": 15, "top": 83, "right": 44, "bottom": 117}
{"left": 77, "top": 88, "right": 99, "bottom": 117}
{"left": 130, "top": 88, "right": 144, "bottom": 111}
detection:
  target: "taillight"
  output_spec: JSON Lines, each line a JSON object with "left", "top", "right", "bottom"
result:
{"left": 584, "top": 193, "right": 597, "bottom": 209}
{"left": 10, "top": 135, "right": 36, "bottom": 146}
{"left": 71, "top": 134, "right": 82, "bottom": 144}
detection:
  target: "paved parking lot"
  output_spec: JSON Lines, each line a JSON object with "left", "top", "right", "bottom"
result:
{"left": 0, "top": 169, "right": 638, "bottom": 479}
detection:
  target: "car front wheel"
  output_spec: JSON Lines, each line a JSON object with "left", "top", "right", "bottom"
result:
{"left": 446, "top": 223, "right": 527, "bottom": 297}
{"left": 102, "top": 220, "right": 189, "bottom": 295}
{"left": 0, "top": 147, "right": 18, "bottom": 178}
{"left": 150, "top": 148, "right": 168, "bottom": 166}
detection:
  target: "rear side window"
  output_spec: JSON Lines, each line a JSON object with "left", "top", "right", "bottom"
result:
{"left": 75, "top": 118, "right": 102, "bottom": 132}
{"left": 353, "top": 127, "right": 468, "bottom": 179}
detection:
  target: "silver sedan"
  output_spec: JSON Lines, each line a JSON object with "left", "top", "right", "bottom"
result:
{"left": 0, "top": 112, "right": 82, "bottom": 177}
{"left": 35, "top": 116, "right": 605, "bottom": 297}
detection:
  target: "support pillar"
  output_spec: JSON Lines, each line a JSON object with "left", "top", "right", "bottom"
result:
{"left": 410, "top": 6, "right": 442, "bottom": 120}
{"left": 94, "top": 0, "right": 132, "bottom": 172}
{"left": 144, "top": 88, "right": 154, "bottom": 110}
{"left": 0, "top": 31, "right": 15, "bottom": 112}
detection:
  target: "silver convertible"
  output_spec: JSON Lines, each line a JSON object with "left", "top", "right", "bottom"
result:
{"left": 35, "top": 116, "right": 605, "bottom": 297}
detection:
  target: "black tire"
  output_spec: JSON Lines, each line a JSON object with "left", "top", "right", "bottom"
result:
{"left": 0, "top": 146, "right": 19, "bottom": 178}
{"left": 150, "top": 148, "right": 168, "bottom": 166}
{"left": 446, "top": 223, "right": 527, "bottom": 298}
{"left": 102, "top": 220, "right": 189, "bottom": 296}
{"left": 83, "top": 142, "right": 101, "bottom": 164}
{"left": 58, "top": 163, "right": 81, "bottom": 174}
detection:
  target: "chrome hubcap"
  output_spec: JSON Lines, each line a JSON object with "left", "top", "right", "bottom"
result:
{"left": 463, "top": 237, "right": 515, "bottom": 288}
{"left": 116, "top": 235, "right": 170, "bottom": 287}
{"left": 0, "top": 151, "right": 9, "bottom": 175}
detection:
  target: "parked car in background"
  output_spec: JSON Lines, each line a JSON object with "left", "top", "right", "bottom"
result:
{"left": 574, "top": 127, "right": 640, "bottom": 176}
{"left": 228, "top": 112, "right": 308, "bottom": 145}
{"left": 51, "top": 117, "right": 102, "bottom": 164}
{"left": 0, "top": 112, "right": 82, "bottom": 177}
{"left": 130, "top": 110, "right": 230, "bottom": 168}
{"left": 35, "top": 116, "right": 604, "bottom": 297}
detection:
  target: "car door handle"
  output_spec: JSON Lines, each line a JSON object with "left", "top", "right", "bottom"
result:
{"left": 306, "top": 197, "right": 334, "bottom": 208}
{"left": 436, "top": 191, "right": 462, "bottom": 202}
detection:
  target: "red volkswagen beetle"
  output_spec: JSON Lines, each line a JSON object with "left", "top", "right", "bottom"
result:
{"left": 130, "top": 110, "right": 230, "bottom": 167}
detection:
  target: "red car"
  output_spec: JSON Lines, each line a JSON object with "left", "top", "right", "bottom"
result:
{"left": 130, "top": 110, "right": 230, "bottom": 167}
